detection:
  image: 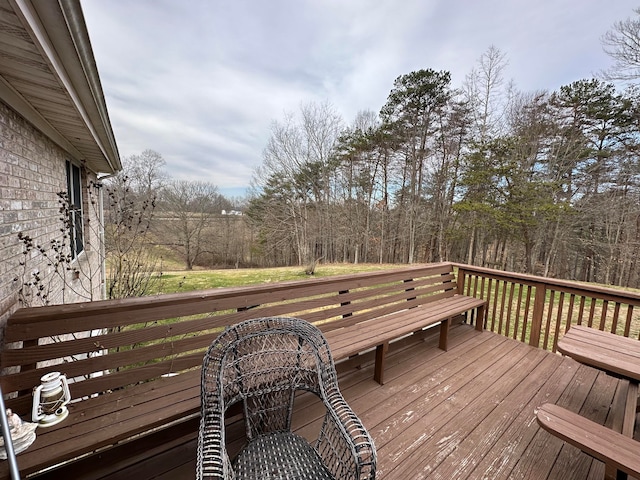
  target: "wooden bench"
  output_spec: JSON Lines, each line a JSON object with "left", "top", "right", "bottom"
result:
{"left": 324, "top": 291, "right": 485, "bottom": 384}
{"left": 556, "top": 325, "right": 640, "bottom": 381}
{"left": 537, "top": 403, "right": 640, "bottom": 480}
{"left": 537, "top": 325, "right": 640, "bottom": 480}
{"left": 0, "top": 262, "right": 485, "bottom": 479}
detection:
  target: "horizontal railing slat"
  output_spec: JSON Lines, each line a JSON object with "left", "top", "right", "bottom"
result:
{"left": 2, "top": 332, "right": 218, "bottom": 394}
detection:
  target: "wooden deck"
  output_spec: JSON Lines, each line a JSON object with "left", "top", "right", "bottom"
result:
{"left": 55, "top": 323, "right": 633, "bottom": 479}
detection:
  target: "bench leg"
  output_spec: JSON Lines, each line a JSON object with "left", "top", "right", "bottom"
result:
{"left": 605, "top": 467, "right": 628, "bottom": 480}
{"left": 439, "top": 319, "right": 450, "bottom": 351}
{"left": 374, "top": 342, "right": 389, "bottom": 385}
{"left": 622, "top": 382, "right": 638, "bottom": 437}
{"left": 608, "top": 381, "right": 638, "bottom": 479}
{"left": 604, "top": 380, "right": 638, "bottom": 480}
{"left": 475, "top": 305, "right": 486, "bottom": 331}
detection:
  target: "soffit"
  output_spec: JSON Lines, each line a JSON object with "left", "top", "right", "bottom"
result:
{"left": 0, "top": 0, "right": 120, "bottom": 174}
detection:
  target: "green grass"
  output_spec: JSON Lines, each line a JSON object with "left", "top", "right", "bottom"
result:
{"left": 154, "top": 263, "right": 401, "bottom": 294}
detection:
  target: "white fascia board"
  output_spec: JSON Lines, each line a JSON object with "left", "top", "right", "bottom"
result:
{"left": 9, "top": 0, "right": 120, "bottom": 173}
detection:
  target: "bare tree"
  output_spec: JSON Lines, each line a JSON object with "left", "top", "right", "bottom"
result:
{"left": 124, "top": 149, "right": 168, "bottom": 196}
{"left": 160, "top": 180, "right": 222, "bottom": 270}
{"left": 462, "top": 45, "right": 510, "bottom": 142}
{"left": 15, "top": 151, "right": 166, "bottom": 304}
{"left": 101, "top": 150, "right": 166, "bottom": 298}
{"left": 249, "top": 101, "right": 343, "bottom": 268}
{"left": 601, "top": 8, "right": 640, "bottom": 81}
{"left": 460, "top": 47, "right": 511, "bottom": 264}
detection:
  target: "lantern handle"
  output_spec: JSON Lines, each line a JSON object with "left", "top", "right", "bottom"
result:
{"left": 59, "top": 375, "right": 71, "bottom": 408}
{"left": 31, "top": 383, "right": 44, "bottom": 422}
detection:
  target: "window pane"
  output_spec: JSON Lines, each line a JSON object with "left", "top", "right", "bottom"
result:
{"left": 74, "top": 210, "right": 84, "bottom": 255}
{"left": 72, "top": 164, "right": 82, "bottom": 208}
{"left": 66, "top": 160, "right": 84, "bottom": 257}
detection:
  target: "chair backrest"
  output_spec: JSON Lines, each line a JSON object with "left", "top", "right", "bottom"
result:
{"left": 201, "top": 317, "right": 336, "bottom": 440}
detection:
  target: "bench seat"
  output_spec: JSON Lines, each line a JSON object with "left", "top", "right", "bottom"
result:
{"left": 537, "top": 403, "right": 640, "bottom": 479}
{"left": 557, "top": 325, "right": 640, "bottom": 380}
{"left": 0, "top": 370, "right": 201, "bottom": 478}
{"left": 325, "top": 294, "right": 486, "bottom": 384}
{"left": 539, "top": 325, "right": 640, "bottom": 480}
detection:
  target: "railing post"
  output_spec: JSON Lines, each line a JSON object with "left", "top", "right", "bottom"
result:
{"left": 456, "top": 268, "right": 466, "bottom": 295}
{"left": 529, "top": 282, "right": 547, "bottom": 348}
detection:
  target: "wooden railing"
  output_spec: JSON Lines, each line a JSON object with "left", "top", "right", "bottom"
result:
{"left": 454, "top": 263, "right": 640, "bottom": 352}
{"left": 0, "top": 263, "right": 461, "bottom": 414}
{"left": 4, "top": 261, "right": 639, "bottom": 479}
{"left": 0, "top": 262, "right": 478, "bottom": 480}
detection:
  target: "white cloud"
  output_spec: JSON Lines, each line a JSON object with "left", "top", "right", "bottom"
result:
{"left": 81, "top": 0, "right": 638, "bottom": 197}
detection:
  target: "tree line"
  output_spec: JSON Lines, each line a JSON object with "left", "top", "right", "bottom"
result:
{"left": 247, "top": 43, "right": 640, "bottom": 288}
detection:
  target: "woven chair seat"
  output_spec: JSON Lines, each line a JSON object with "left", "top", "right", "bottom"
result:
{"left": 233, "top": 432, "right": 334, "bottom": 480}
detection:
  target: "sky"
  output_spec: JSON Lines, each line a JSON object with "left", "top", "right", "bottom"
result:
{"left": 81, "top": 0, "right": 637, "bottom": 198}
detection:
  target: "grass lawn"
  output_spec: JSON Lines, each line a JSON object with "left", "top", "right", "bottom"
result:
{"left": 155, "top": 263, "right": 401, "bottom": 294}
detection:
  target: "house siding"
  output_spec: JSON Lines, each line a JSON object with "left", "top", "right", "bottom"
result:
{"left": 0, "top": 100, "right": 104, "bottom": 343}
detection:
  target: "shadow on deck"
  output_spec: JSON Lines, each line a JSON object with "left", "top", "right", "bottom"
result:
{"left": 84, "top": 324, "right": 631, "bottom": 479}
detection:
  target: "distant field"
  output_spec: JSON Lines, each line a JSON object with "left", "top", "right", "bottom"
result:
{"left": 154, "top": 263, "right": 401, "bottom": 294}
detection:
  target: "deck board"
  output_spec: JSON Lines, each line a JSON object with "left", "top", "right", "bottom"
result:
{"left": 467, "top": 353, "right": 578, "bottom": 479}
{"left": 71, "top": 324, "right": 632, "bottom": 479}
{"left": 374, "top": 339, "right": 532, "bottom": 478}
{"left": 432, "top": 351, "right": 565, "bottom": 479}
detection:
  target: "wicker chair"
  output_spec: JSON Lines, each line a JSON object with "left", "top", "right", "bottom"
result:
{"left": 197, "top": 316, "right": 376, "bottom": 479}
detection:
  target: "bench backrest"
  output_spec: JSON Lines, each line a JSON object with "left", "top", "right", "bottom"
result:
{"left": 1, "top": 262, "right": 460, "bottom": 416}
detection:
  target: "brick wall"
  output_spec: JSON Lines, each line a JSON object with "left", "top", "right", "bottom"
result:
{"left": 0, "top": 100, "right": 104, "bottom": 343}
